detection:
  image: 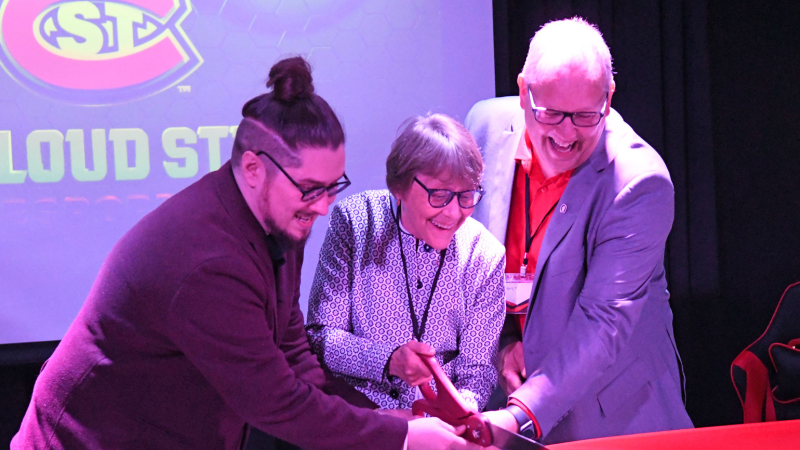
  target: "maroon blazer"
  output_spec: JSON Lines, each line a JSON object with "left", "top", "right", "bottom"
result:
{"left": 12, "top": 162, "right": 407, "bottom": 450}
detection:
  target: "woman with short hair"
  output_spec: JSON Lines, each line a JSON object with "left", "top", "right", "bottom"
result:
{"left": 307, "top": 114, "right": 505, "bottom": 411}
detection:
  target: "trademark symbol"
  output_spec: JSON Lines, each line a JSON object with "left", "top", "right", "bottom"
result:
{"left": 178, "top": 85, "right": 191, "bottom": 93}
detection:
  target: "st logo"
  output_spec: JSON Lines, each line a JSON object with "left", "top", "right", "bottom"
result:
{"left": 0, "top": 0, "right": 203, "bottom": 105}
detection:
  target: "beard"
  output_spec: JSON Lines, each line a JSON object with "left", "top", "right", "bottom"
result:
{"left": 258, "top": 181, "right": 312, "bottom": 250}
{"left": 262, "top": 212, "right": 311, "bottom": 250}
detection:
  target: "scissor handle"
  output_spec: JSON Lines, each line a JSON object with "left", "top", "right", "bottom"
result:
{"left": 410, "top": 355, "right": 493, "bottom": 447}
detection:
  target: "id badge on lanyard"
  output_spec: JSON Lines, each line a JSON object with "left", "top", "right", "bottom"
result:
{"left": 506, "top": 172, "right": 555, "bottom": 315}
{"left": 505, "top": 272, "right": 533, "bottom": 314}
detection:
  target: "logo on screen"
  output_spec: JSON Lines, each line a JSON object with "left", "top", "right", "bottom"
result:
{"left": 0, "top": 0, "right": 202, "bottom": 105}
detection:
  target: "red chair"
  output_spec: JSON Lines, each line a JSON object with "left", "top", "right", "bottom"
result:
{"left": 731, "top": 282, "right": 800, "bottom": 422}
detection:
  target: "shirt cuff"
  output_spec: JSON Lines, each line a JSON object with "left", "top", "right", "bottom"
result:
{"left": 384, "top": 345, "right": 403, "bottom": 383}
{"left": 507, "top": 397, "right": 542, "bottom": 439}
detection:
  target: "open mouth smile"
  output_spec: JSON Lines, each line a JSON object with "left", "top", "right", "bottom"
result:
{"left": 430, "top": 219, "right": 455, "bottom": 230}
{"left": 549, "top": 137, "right": 575, "bottom": 153}
{"left": 295, "top": 214, "right": 315, "bottom": 227}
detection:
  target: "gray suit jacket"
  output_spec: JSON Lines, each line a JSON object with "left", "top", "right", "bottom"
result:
{"left": 466, "top": 97, "right": 693, "bottom": 443}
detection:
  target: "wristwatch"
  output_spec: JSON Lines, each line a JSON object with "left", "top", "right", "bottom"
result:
{"left": 504, "top": 404, "right": 532, "bottom": 432}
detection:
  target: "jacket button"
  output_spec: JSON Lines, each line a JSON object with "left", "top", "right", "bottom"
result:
{"left": 390, "top": 388, "right": 399, "bottom": 399}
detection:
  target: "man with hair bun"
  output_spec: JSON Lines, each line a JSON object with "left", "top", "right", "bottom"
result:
{"left": 13, "top": 57, "right": 478, "bottom": 450}
{"left": 468, "top": 18, "right": 694, "bottom": 443}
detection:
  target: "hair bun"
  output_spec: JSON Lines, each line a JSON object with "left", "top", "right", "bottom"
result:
{"left": 267, "top": 56, "right": 315, "bottom": 103}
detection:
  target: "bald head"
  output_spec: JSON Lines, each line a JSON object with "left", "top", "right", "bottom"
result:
{"left": 521, "top": 17, "right": 613, "bottom": 89}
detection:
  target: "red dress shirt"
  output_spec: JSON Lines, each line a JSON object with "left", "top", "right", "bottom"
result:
{"left": 504, "top": 133, "right": 572, "bottom": 331}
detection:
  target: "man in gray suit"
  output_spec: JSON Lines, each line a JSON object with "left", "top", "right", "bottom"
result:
{"left": 471, "top": 18, "right": 693, "bottom": 443}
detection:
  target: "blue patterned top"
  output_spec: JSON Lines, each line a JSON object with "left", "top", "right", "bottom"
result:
{"left": 306, "top": 190, "right": 506, "bottom": 410}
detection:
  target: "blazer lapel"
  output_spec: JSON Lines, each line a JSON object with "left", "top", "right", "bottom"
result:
{"left": 485, "top": 111, "right": 526, "bottom": 244}
{"left": 527, "top": 127, "right": 610, "bottom": 319}
{"left": 214, "top": 163, "right": 281, "bottom": 335}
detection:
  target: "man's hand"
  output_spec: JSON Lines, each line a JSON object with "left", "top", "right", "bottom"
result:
{"left": 389, "top": 341, "right": 435, "bottom": 386}
{"left": 482, "top": 409, "right": 519, "bottom": 434}
{"left": 496, "top": 341, "right": 526, "bottom": 395}
{"left": 407, "top": 417, "right": 481, "bottom": 450}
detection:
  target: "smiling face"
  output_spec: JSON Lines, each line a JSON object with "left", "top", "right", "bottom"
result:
{"left": 260, "top": 144, "right": 345, "bottom": 246}
{"left": 518, "top": 68, "right": 613, "bottom": 178}
{"left": 394, "top": 172, "right": 475, "bottom": 251}
{"left": 237, "top": 143, "right": 345, "bottom": 248}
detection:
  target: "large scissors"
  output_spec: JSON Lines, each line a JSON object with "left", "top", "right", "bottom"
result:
{"left": 411, "top": 355, "right": 548, "bottom": 450}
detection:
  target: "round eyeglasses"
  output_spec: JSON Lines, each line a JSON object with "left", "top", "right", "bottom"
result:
{"left": 414, "top": 177, "right": 484, "bottom": 209}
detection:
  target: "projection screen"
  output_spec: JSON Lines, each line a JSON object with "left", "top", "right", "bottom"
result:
{"left": 0, "top": 0, "right": 495, "bottom": 344}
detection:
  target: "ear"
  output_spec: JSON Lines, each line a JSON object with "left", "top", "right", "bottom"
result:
{"left": 517, "top": 75, "right": 527, "bottom": 109}
{"left": 605, "top": 80, "right": 616, "bottom": 115}
{"left": 239, "top": 151, "right": 264, "bottom": 189}
{"left": 392, "top": 186, "right": 409, "bottom": 205}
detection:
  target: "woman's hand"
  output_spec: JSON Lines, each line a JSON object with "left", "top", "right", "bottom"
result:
{"left": 389, "top": 341, "right": 436, "bottom": 386}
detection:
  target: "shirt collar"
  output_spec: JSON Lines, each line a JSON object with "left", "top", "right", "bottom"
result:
{"left": 265, "top": 234, "right": 286, "bottom": 267}
{"left": 514, "top": 130, "right": 533, "bottom": 162}
{"left": 515, "top": 131, "right": 547, "bottom": 184}
{"left": 390, "top": 194, "right": 415, "bottom": 237}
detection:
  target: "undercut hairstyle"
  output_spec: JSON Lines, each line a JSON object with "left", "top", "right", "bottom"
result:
{"left": 231, "top": 56, "right": 345, "bottom": 170}
{"left": 386, "top": 114, "right": 483, "bottom": 197}
{"left": 521, "top": 17, "right": 614, "bottom": 88}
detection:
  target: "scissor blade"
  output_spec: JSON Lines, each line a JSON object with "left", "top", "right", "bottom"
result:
{"left": 488, "top": 423, "right": 549, "bottom": 450}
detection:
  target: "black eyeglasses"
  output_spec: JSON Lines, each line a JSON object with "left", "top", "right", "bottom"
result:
{"left": 528, "top": 85, "right": 607, "bottom": 127}
{"left": 257, "top": 151, "right": 351, "bottom": 202}
{"left": 414, "top": 177, "right": 484, "bottom": 209}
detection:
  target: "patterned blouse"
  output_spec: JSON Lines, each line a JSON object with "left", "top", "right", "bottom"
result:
{"left": 306, "top": 190, "right": 506, "bottom": 410}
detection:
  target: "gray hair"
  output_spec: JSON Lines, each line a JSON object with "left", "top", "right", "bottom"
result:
{"left": 386, "top": 114, "right": 483, "bottom": 196}
{"left": 521, "top": 17, "right": 614, "bottom": 88}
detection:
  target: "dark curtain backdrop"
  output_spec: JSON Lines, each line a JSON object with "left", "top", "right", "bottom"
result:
{"left": 3, "top": 0, "right": 800, "bottom": 446}
{"left": 494, "top": 0, "right": 800, "bottom": 428}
